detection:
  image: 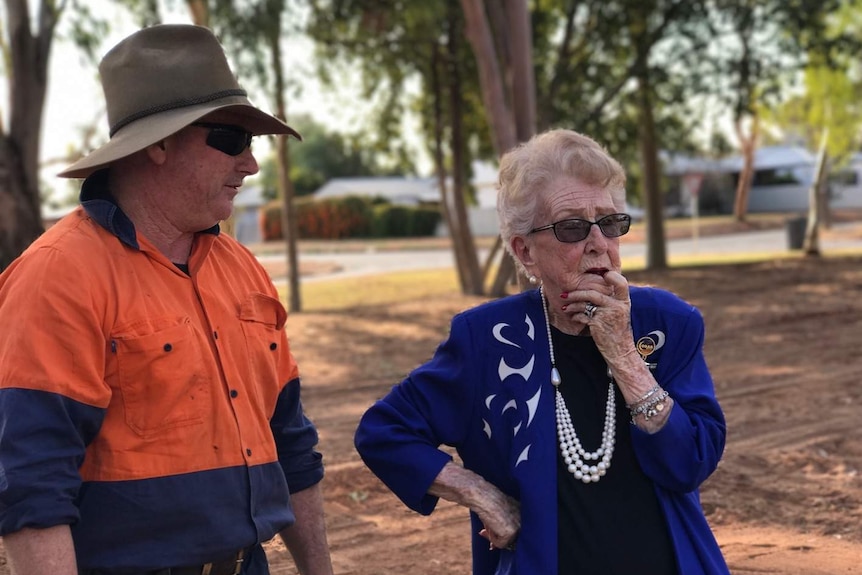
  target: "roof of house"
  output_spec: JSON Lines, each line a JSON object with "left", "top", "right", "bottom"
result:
{"left": 663, "top": 145, "right": 817, "bottom": 175}
{"left": 721, "top": 145, "right": 815, "bottom": 172}
{"left": 313, "top": 177, "right": 441, "bottom": 205}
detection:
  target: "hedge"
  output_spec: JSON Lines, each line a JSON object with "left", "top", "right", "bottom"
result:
{"left": 260, "top": 195, "right": 441, "bottom": 241}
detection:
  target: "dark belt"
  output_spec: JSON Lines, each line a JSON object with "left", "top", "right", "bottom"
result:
{"left": 81, "top": 547, "right": 248, "bottom": 575}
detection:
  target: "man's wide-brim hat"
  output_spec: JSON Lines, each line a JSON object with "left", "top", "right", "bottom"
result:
{"left": 58, "top": 24, "right": 300, "bottom": 179}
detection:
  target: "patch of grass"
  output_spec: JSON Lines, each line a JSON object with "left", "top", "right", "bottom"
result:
{"left": 278, "top": 268, "right": 462, "bottom": 312}
{"left": 276, "top": 249, "right": 862, "bottom": 312}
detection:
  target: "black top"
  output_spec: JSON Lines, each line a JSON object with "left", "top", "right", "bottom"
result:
{"left": 553, "top": 327, "right": 678, "bottom": 575}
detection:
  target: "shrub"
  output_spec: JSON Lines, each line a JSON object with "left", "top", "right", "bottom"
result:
{"left": 260, "top": 196, "right": 441, "bottom": 240}
{"left": 371, "top": 204, "right": 441, "bottom": 237}
{"left": 260, "top": 200, "right": 283, "bottom": 241}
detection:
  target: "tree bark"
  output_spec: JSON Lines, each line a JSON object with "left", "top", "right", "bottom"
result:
{"left": 635, "top": 66, "right": 667, "bottom": 270}
{"left": 460, "top": 0, "right": 534, "bottom": 296}
{"left": 268, "top": 27, "right": 302, "bottom": 312}
{"left": 803, "top": 132, "right": 828, "bottom": 257}
{"left": 0, "top": 141, "right": 43, "bottom": 270}
{"left": 447, "top": 4, "right": 484, "bottom": 295}
{"left": 506, "top": 0, "right": 535, "bottom": 143}
{"left": 431, "top": 40, "right": 469, "bottom": 294}
{"left": 0, "top": 0, "right": 57, "bottom": 271}
{"left": 733, "top": 116, "right": 759, "bottom": 222}
{"left": 459, "top": 0, "right": 517, "bottom": 157}
{"left": 186, "top": 0, "right": 209, "bottom": 26}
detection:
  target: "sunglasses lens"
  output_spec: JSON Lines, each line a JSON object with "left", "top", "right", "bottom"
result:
{"left": 555, "top": 220, "right": 591, "bottom": 243}
{"left": 206, "top": 128, "right": 252, "bottom": 156}
{"left": 598, "top": 214, "right": 631, "bottom": 237}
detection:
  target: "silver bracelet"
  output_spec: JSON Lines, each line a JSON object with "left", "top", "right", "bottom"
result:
{"left": 629, "top": 390, "right": 670, "bottom": 423}
{"left": 626, "top": 384, "right": 661, "bottom": 410}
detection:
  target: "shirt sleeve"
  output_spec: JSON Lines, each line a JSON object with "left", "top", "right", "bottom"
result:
{"left": 270, "top": 377, "right": 324, "bottom": 493}
{"left": 354, "top": 313, "right": 479, "bottom": 515}
{"left": 0, "top": 245, "right": 111, "bottom": 534}
{"left": 630, "top": 302, "right": 727, "bottom": 493}
{"left": 0, "top": 389, "right": 105, "bottom": 534}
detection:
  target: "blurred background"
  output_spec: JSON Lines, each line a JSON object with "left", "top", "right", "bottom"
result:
{"left": 4, "top": 0, "right": 862, "bottom": 308}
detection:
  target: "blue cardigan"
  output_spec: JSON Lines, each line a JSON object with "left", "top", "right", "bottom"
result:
{"left": 355, "top": 287, "right": 729, "bottom": 575}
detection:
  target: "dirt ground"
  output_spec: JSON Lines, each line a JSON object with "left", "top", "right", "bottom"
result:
{"left": 2, "top": 247, "right": 862, "bottom": 574}
{"left": 265, "top": 253, "right": 862, "bottom": 575}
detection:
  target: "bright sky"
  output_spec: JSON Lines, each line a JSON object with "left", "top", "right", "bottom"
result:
{"left": 39, "top": 5, "right": 429, "bottom": 204}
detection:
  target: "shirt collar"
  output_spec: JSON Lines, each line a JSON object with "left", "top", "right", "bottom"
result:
{"left": 79, "top": 169, "right": 220, "bottom": 250}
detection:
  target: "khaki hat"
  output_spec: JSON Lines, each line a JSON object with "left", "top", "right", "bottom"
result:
{"left": 58, "top": 24, "right": 300, "bottom": 179}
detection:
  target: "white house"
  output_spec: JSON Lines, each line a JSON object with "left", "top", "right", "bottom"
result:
{"left": 312, "top": 162, "right": 504, "bottom": 237}
{"left": 313, "top": 177, "right": 440, "bottom": 206}
{"left": 722, "top": 145, "right": 817, "bottom": 213}
{"left": 829, "top": 152, "right": 862, "bottom": 210}
{"left": 232, "top": 184, "right": 267, "bottom": 245}
{"left": 663, "top": 145, "right": 862, "bottom": 214}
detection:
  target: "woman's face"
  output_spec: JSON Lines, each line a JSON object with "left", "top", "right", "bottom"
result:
{"left": 512, "top": 176, "right": 623, "bottom": 298}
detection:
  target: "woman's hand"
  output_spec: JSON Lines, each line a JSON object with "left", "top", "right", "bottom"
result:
{"left": 560, "top": 271, "right": 637, "bottom": 362}
{"left": 428, "top": 462, "right": 521, "bottom": 551}
{"left": 475, "top": 489, "right": 521, "bottom": 551}
{"left": 559, "top": 271, "right": 673, "bottom": 433}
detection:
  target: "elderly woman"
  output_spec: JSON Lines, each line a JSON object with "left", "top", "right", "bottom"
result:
{"left": 354, "top": 129, "right": 729, "bottom": 575}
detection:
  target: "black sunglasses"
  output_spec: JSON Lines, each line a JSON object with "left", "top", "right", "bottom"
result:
{"left": 191, "top": 122, "right": 253, "bottom": 156}
{"left": 529, "top": 213, "right": 632, "bottom": 243}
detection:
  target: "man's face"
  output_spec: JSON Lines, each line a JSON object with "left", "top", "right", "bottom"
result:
{"left": 161, "top": 110, "right": 260, "bottom": 232}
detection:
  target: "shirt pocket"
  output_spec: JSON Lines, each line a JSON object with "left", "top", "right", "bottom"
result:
{"left": 238, "top": 293, "right": 288, "bottom": 396}
{"left": 113, "top": 316, "right": 209, "bottom": 437}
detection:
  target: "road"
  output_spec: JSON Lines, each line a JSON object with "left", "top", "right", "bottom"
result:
{"left": 257, "top": 221, "right": 862, "bottom": 284}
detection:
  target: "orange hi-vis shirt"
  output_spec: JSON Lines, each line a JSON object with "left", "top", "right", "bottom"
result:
{"left": 0, "top": 172, "right": 323, "bottom": 571}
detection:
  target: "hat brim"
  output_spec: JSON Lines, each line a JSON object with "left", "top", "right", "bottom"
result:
{"left": 57, "top": 97, "right": 300, "bottom": 179}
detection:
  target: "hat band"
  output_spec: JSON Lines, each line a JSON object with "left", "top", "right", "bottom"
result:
{"left": 109, "top": 88, "right": 248, "bottom": 137}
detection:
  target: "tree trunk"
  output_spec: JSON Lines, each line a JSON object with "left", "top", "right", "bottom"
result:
{"left": 459, "top": 0, "right": 516, "bottom": 157}
{"left": 803, "top": 132, "right": 828, "bottom": 257}
{"left": 0, "top": 140, "right": 43, "bottom": 270}
{"left": 635, "top": 67, "right": 667, "bottom": 270}
{"left": 268, "top": 30, "right": 301, "bottom": 312}
{"left": 447, "top": 4, "right": 484, "bottom": 295}
{"left": 506, "top": 0, "right": 535, "bottom": 143}
{"left": 733, "top": 116, "right": 759, "bottom": 222}
{"left": 430, "top": 41, "right": 469, "bottom": 293}
{"left": 460, "top": 0, "right": 533, "bottom": 296}
{"left": 0, "top": 0, "right": 57, "bottom": 271}
{"left": 186, "top": 0, "right": 209, "bottom": 26}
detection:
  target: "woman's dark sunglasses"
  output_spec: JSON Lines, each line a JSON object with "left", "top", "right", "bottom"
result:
{"left": 529, "top": 213, "right": 632, "bottom": 243}
{"left": 191, "top": 122, "right": 253, "bottom": 156}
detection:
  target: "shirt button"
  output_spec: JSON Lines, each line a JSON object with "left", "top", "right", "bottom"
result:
{"left": 246, "top": 449, "right": 252, "bottom": 456}
{"left": 163, "top": 343, "right": 172, "bottom": 352}
{"left": 230, "top": 389, "right": 238, "bottom": 398}
{"left": 269, "top": 342, "right": 277, "bottom": 350}
{"left": 213, "top": 331, "right": 219, "bottom": 340}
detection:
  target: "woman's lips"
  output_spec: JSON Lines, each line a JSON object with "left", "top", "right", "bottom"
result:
{"left": 586, "top": 268, "right": 608, "bottom": 276}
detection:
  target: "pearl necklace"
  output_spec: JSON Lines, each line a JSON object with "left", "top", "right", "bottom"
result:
{"left": 540, "top": 286, "right": 616, "bottom": 483}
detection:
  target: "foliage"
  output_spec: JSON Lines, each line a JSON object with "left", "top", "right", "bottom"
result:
{"left": 64, "top": 0, "right": 113, "bottom": 63}
{"left": 257, "top": 115, "right": 397, "bottom": 198}
{"left": 706, "top": 0, "right": 854, "bottom": 122}
{"left": 306, "top": 0, "right": 488, "bottom": 172}
{"left": 760, "top": 0, "right": 862, "bottom": 165}
{"left": 370, "top": 203, "right": 440, "bottom": 238}
{"left": 296, "top": 195, "right": 374, "bottom": 238}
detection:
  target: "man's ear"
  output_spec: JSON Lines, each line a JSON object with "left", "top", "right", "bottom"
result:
{"left": 144, "top": 140, "right": 168, "bottom": 165}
